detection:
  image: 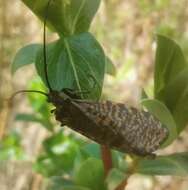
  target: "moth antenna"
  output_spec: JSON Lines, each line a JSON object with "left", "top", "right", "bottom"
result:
{"left": 8, "top": 90, "right": 48, "bottom": 102}
{"left": 43, "top": 0, "right": 53, "bottom": 91}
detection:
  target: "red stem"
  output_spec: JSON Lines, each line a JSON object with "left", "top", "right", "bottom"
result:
{"left": 114, "top": 156, "right": 138, "bottom": 190}
{"left": 100, "top": 145, "right": 113, "bottom": 176}
{"left": 114, "top": 178, "right": 128, "bottom": 190}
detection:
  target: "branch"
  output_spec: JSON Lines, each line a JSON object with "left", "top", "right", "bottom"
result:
{"left": 100, "top": 145, "right": 113, "bottom": 176}
{"left": 114, "top": 156, "right": 139, "bottom": 190}
{"left": 114, "top": 177, "right": 129, "bottom": 190}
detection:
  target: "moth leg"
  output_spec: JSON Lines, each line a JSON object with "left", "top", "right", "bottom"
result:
{"left": 61, "top": 88, "right": 82, "bottom": 99}
{"left": 61, "top": 74, "right": 97, "bottom": 98}
{"left": 72, "top": 73, "right": 98, "bottom": 95}
{"left": 87, "top": 73, "right": 97, "bottom": 90}
{"left": 62, "top": 88, "right": 90, "bottom": 98}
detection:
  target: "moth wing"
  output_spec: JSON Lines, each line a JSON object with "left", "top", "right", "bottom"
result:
{"left": 71, "top": 100, "right": 168, "bottom": 156}
{"left": 72, "top": 100, "right": 122, "bottom": 133}
{"left": 71, "top": 100, "right": 134, "bottom": 151}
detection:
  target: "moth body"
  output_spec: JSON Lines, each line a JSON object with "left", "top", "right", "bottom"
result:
{"left": 49, "top": 91, "right": 169, "bottom": 156}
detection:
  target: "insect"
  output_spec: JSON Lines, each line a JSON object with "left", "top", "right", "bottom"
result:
{"left": 11, "top": 0, "right": 169, "bottom": 157}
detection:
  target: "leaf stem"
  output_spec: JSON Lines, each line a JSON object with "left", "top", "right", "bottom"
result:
{"left": 114, "top": 177, "right": 128, "bottom": 190}
{"left": 114, "top": 156, "right": 139, "bottom": 190}
{"left": 100, "top": 145, "right": 113, "bottom": 176}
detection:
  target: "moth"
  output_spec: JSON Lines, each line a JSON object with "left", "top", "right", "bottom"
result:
{"left": 11, "top": 0, "right": 169, "bottom": 157}
{"left": 49, "top": 90, "right": 168, "bottom": 156}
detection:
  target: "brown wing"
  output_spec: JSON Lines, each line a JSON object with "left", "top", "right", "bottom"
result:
{"left": 73, "top": 100, "right": 169, "bottom": 156}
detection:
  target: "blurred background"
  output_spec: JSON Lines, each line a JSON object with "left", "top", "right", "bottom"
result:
{"left": 0, "top": 0, "right": 188, "bottom": 189}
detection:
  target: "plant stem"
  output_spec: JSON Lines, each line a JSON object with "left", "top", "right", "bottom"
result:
{"left": 100, "top": 145, "right": 113, "bottom": 176}
{"left": 114, "top": 176, "right": 129, "bottom": 190}
{"left": 114, "top": 155, "right": 139, "bottom": 190}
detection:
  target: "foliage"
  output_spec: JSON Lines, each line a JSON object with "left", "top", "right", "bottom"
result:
{"left": 0, "top": 130, "right": 25, "bottom": 160}
{"left": 154, "top": 35, "right": 188, "bottom": 132}
{"left": 35, "top": 33, "right": 105, "bottom": 99}
{"left": 10, "top": 0, "right": 188, "bottom": 189}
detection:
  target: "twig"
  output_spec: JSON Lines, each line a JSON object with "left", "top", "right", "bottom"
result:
{"left": 114, "top": 155, "right": 140, "bottom": 190}
{"left": 114, "top": 177, "right": 129, "bottom": 190}
{"left": 100, "top": 145, "right": 113, "bottom": 176}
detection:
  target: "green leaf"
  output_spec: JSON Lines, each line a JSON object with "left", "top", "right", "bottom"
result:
{"left": 73, "top": 149, "right": 89, "bottom": 175}
{"left": 0, "top": 131, "right": 24, "bottom": 160}
{"left": 24, "top": 77, "right": 54, "bottom": 131}
{"left": 15, "top": 113, "right": 53, "bottom": 131}
{"left": 141, "top": 99, "right": 177, "bottom": 147}
{"left": 47, "top": 176, "right": 74, "bottom": 190}
{"left": 105, "top": 56, "right": 116, "bottom": 76}
{"left": 22, "top": 0, "right": 101, "bottom": 36}
{"left": 164, "top": 67, "right": 188, "bottom": 132}
{"left": 35, "top": 132, "right": 79, "bottom": 176}
{"left": 11, "top": 44, "right": 42, "bottom": 74}
{"left": 15, "top": 113, "right": 42, "bottom": 123}
{"left": 172, "top": 87, "right": 188, "bottom": 132}
{"left": 137, "top": 152, "right": 188, "bottom": 176}
{"left": 106, "top": 168, "right": 126, "bottom": 190}
{"left": 27, "top": 77, "right": 49, "bottom": 112}
{"left": 45, "top": 132, "right": 79, "bottom": 171}
{"left": 74, "top": 158, "right": 106, "bottom": 190}
{"left": 141, "top": 89, "right": 149, "bottom": 99}
{"left": 60, "top": 186, "right": 90, "bottom": 190}
{"left": 44, "top": 131, "right": 78, "bottom": 156}
{"left": 154, "top": 35, "right": 188, "bottom": 132}
{"left": 81, "top": 143, "right": 101, "bottom": 159}
{"left": 154, "top": 35, "right": 187, "bottom": 101}
{"left": 36, "top": 33, "right": 105, "bottom": 100}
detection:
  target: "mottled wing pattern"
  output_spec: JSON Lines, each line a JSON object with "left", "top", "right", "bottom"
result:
{"left": 74, "top": 100, "right": 169, "bottom": 155}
